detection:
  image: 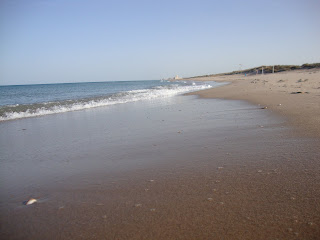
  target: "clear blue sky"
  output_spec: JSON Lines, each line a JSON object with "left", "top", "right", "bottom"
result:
{"left": 1, "top": 0, "right": 320, "bottom": 85}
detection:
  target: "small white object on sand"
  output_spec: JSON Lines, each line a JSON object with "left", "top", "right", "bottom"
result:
{"left": 25, "top": 198, "right": 37, "bottom": 205}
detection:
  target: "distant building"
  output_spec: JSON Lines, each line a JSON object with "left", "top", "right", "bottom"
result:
{"left": 174, "top": 75, "right": 181, "bottom": 80}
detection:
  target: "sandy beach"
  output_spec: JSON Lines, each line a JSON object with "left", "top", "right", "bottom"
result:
{"left": 187, "top": 68, "right": 320, "bottom": 138}
{"left": 1, "top": 70, "right": 320, "bottom": 240}
{"left": 2, "top": 0, "right": 319, "bottom": 238}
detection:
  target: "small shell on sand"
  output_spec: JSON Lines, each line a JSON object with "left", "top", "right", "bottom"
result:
{"left": 25, "top": 198, "right": 37, "bottom": 205}
{"left": 207, "top": 198, "right": 213, "bottom": 201}
{"left": 135, "top": 203, "right": 142, "bottom": 207}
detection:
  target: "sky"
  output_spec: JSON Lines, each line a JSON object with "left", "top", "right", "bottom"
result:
{"left": 1, "top": 0, "right": 320, "bottom": 85}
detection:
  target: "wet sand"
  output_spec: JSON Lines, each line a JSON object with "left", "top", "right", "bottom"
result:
{"left": 1, "top": 86, "right": 320, "bottom": 239}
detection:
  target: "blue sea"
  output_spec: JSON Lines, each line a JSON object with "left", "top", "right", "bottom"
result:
{"left": 0, "top": 80, "right": 220, "bottom": 121}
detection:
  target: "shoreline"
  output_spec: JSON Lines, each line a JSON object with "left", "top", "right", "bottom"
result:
{"left": 186, "top": 68, "right": 320, "bottom": 138}
{"left": 1, "top": 76, "right": 320, "bottom": 239}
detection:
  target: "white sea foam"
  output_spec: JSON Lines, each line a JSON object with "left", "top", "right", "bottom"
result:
{"left": 0, "top": 82, "right": 218, "bottom": 121}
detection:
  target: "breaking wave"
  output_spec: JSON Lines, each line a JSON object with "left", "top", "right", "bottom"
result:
{"left": 0, "top": 82, "right": 217, "bottom": 121}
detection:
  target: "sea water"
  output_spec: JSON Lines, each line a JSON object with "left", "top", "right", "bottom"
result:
{"left": 0, "top": 80, "right": 220, "bottom": 121}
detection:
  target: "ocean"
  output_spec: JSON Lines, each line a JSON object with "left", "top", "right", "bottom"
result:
{"left": 0, "top": 80, "right": 219, "bottom": 121}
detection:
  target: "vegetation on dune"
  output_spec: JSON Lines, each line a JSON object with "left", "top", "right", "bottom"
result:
{"left": 301, "top": 63, "right": 320, "bottom": 69}
{"left": 189, "top": 63, "right": 320, "bottom": 78}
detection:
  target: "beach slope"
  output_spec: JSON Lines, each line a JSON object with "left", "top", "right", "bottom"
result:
{"left": 187, "top": 69, "right": 320, "bottom": 137}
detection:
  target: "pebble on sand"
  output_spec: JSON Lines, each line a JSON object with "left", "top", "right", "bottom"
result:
{"left": 291, "top": 91, "right": 309, "bottom": 94}
{"left": 135, "top": 203, "right": 142, "bottom": 207}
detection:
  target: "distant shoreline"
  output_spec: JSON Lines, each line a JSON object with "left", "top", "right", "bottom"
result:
{"left": 186, "top": 63, "right": 320, "bottom": 79}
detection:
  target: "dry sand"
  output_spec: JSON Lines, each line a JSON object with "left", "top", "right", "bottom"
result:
{"left": 187, "top": 68, "right": 320, "bottom": 137}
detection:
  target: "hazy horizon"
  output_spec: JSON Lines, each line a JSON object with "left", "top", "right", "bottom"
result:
{"left": 0, "top": 78, "right": 161, "bottom": 87}
{"left": 1, "top": 0, "right": 320, "bottom": 85}
{"left": 1, "top": 63, "right": 320, "bottom": 87}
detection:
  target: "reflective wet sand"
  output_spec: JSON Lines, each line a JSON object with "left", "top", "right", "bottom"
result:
{"left": 1, "top": 96, "right": 319, "bottom": 239}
